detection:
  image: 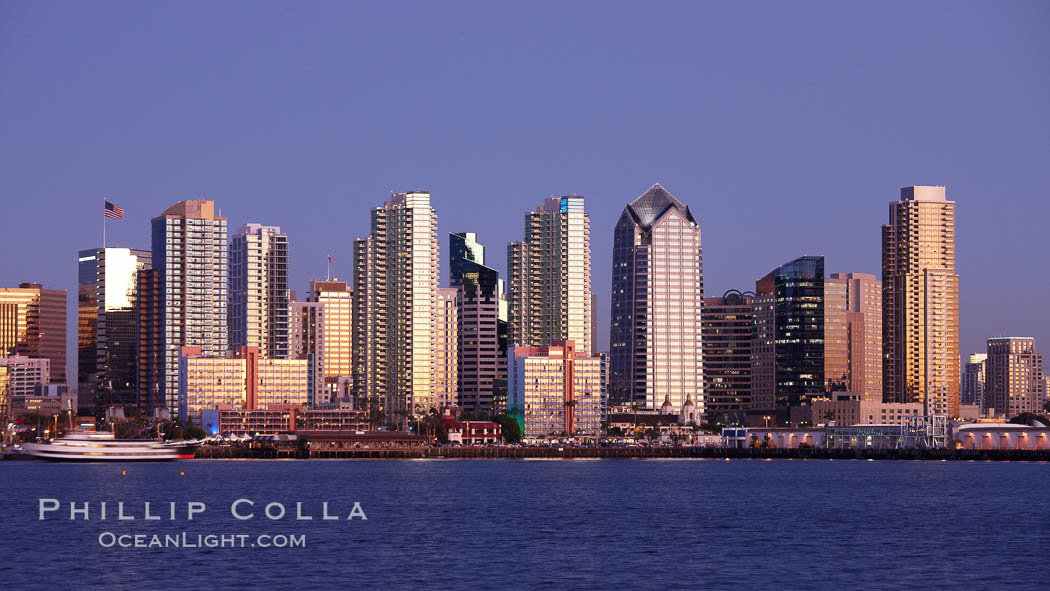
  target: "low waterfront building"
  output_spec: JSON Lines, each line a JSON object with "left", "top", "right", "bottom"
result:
{"left": 11, "top": 394, "right": 66, "bottom": 418}
{"left": 439, "top": 413, "right": 502, "bottom": 445}
{"left": 507, "top": 340, "right": 606, "bottom": 441}
{"left": 825, "top": 424, "right": 909, "bottom": 449}
{"left": 953, "top": 422, "right": 1050, "bottom": 450}
{"left": 721, "top": 427, "right": 826, "bottom": 449}
{"left": 808, "top": 393, "right": 923, "bottom": 426}
{"left": 179, "top": 346, "right": 309, "bottom": 420}
{"left": 201, "top": 405, "right": 368, "bottom": 436}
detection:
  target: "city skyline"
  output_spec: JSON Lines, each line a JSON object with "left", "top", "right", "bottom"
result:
{"left": 1, "top": 3, "right": 1047, "bottom": 381}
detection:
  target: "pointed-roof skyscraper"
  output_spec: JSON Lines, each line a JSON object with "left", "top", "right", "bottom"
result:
{"left": 610, "top": 183, "right": 704, "bottom": 413}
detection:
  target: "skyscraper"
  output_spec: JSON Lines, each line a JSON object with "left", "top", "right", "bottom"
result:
{"left": 306, "top": 280, "right": 352, "bottom": 404}
{"left": 290, "top": 299, "right": 325, "bottom": 408}
{"left": 450, "top": 232, "right": 507, "bottom": 414}
{"left": 827, "top": 273, "right": 883, "bottom": 401}
{"left": 435, "top": 287, "right": 459, "bottom": 411}
{"left": 823, "top": 277, "right": 848, "bottom": 392}
{"left": 508, "top": 195, "right": 592, "bottom": 355}
{"left": 702, "top": 290, "right": 753, "bottom": 424}
{"left": 986, "top": 337, "right": 1044, "bottom": 419}
{"left": 229, "top": 224, "right": 290, "bottom": 359}
{"left": 754, "top": 256, "right": 825, "bottom": 414}
{"left": 961, "top": 353, "right": 987, "bottom": 409}
{"left": 882, "top": 186, "right": 959, "bottom": 415}
{"left": 353, "top": 191, "right": 439, "bottom": 421}
{"left": 150, "top": 200, "right": 229, "bottom": 411}
{"left": 609, "top": 184, "right": 703, "bottom": 413}
{"left": 0, "top": 283, "right": 67, "bottom": 385}
{"left": 77, "top": 247, "right": 152, "bottom": 414}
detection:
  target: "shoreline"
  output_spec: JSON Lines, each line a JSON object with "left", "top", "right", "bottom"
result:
{"left": 191, "top": 445, "right": 1050, "bottom": 462}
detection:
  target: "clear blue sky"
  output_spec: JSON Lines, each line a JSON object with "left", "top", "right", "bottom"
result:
{"left": 1, "top": 1, "right": 1047, "bottom": 381}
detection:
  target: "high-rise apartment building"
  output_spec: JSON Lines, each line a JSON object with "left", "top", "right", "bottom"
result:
{"left": 882, "top": 186, "right": 959, "bottom": 415}
{"left": 986, "top": 337, "right": 1044, "bottom": 419}
{"left": 77, "top": 247, "right": 151, "bottom": 414}
{"left": 353, "top": 191, "right": 439, "bottom": 419}
{"left": 753, "top": 256, "right": 825, "bottom": 414}
{"left": 0, "top": 283, "right": 67, "bottom": 384}
{"left": 150, "top": 200, "right": 229, "bottom": 412}
{"left": 750, "top": 293, "right": 776, "bottom": 412}
{"left": 450, "top": 232, "right": 506, "bottom": 414}
{"left": 306, "top": 280, "right": 352, "bottom": 403}
{"left": 702, "top": 290, "right": 753, "bottom": 423}
{"left": 229, "top": 224, "right": 290, "bottom": 358}
{"left": 435, "top": 287, "right": 459, "bottom": 411}
{"left": 609, "top": 184, "right": 703, "bottom": 413}
{"left": 508, "top": 195, "right": 592, "bottom": 355}
{"left": 824, "top": 277, "right": 848, "bottom": 391}
{"left": 507, "top": 340, "right": 606, "bottom": 440}
{"left": 290, "top": 300, "right": 324, "bottom": 408}
{"left": 961, "top": 353, "right": 987, "bottom": 408}
{"left": 827, "top": 273, "right": 883, "bottom": 402}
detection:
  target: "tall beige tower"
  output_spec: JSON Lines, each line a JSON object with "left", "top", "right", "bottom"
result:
{"left": 434, "top": 287, "right": 459, "bottom": 410}
{"left": 507, "top": 195, "right": 592, "bottom": 355}
{"left": 353, "top": 191, "right": 439, "bottom": 421}
{"left": 882, "top": 186, "right": 959, "bottom": 415}
{"left": 827, "top": 273, "right": 882, "bottom": 401}
{"left": 306, "top": 280, "right": 352, "bottom": 403}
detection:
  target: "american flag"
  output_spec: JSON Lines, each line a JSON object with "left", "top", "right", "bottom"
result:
{"left": 327, "top": 255, "right": 336, "bottom": 263}
{"left": 104, "top": 200, "right": 125, "bottom": 220}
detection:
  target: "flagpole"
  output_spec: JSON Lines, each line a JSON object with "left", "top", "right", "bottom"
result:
{"left": 102, "top": 196, "right": 106, "bottom": 248}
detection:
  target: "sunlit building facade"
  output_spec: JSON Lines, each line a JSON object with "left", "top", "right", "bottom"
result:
{"left": 507, "top": 341, "right": 606, "bottom": 440}
{"left": 0, "top": 283, "right": 67, "bottom": 384}
{"left": 178, "top": 345, "right": 308, "bottom": 421}
{"left": 77, "top": 247, "right": 151, "bottom": 414}
{"left": 508, "top": 195, "right": 592, "bottom": 355}
{"left": 306, "top": 280, "right": 352, "bottom": 404}
{"left": 827, "top": 272, "right": 883, "bottom": 402}
{"left": 151, "top": 200, "right": 229, "bottom": 411}
{"left": 435, "top": 287, "right": 459, "bottom": 410}
{"left": 823, "top": 277, "right": 848, "bottom": 392}
{"left": 353, "top": 192, "right": 439, "bottom": 419}
{"left": 229, "top": 224, "right": 290, "bottom": 359}
{"left": 609, "top": 184, "right": 703, "bottom": 414}
{"left": 0, "top": 356, "right": 49, "bottom": 397}
{"left": 882, "top": 186, "right": 959, "bottom": 415}
{"left": 986, "top": 337, "right": 1044, "bottom": 419}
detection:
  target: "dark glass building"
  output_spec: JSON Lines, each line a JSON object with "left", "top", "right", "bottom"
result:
{"left": 77, "top": 247, "right": 152, "bottom": 416}
{"left": 450, "top": 232, "right": 508, "bottom": 414}
{"left": 754, "top": 255, "right": 825, "bottom": 412}
{"left": 702, "top": 289, "right": 754, "bottom": 424}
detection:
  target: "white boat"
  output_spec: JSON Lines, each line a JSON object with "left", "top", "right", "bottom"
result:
{"left": 23, "top": 431, "right": 197, "bottom": 462}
